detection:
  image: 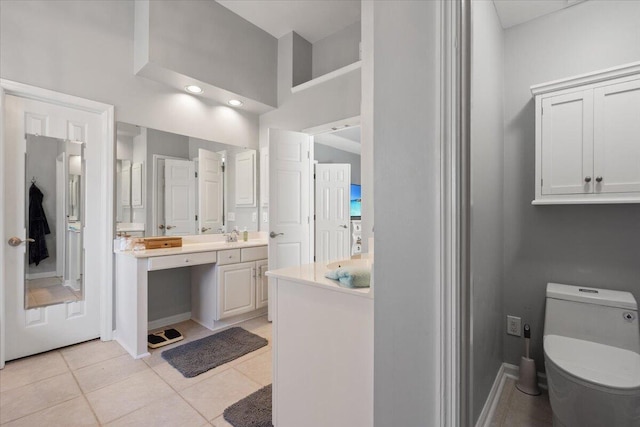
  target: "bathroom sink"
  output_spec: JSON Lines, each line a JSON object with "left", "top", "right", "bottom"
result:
{"left": 326, "top": 259, "right": 371, "bottom": 270}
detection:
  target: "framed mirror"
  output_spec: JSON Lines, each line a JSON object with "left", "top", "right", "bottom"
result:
{"left": 116, "top": 123, "right": 259, "bottom": 237}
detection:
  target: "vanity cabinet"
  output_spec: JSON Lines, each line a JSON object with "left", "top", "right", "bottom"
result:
{"left": 217, "top": 262, "right": 257, "bottom": 319}
{"left": 531, "top": 62, "right": 640, "bottom": 204}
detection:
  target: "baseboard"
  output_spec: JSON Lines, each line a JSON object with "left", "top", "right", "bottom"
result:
{"left": 148, "top": 312, "right": 192, "bottom": 331}
{"left": 476, "top": 362, "right": 547, "bottom": 427}
{"left": 25, "top": 272, "right": 57, "bottom": 280}
{"left": 475, "top": 364, "right": 507, "bottom": 427}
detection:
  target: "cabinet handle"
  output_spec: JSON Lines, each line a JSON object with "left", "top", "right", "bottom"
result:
{"left": 596, "top": 176, "right": 603, "bottom": 183}
{"left": 257, "top": 266, "right": 263, "bottom": 278}
{"left": 252, "top": 268, "right": 256, "bottom": 278}
{"left": 184, "top": 258, "right": 190, "bottom": 263}
{"left": 339, "top": 224, "right": 348, "bottom": 229}
{"left": 158, "top": 224, "right": 165, "bottom": 230}
{"left": 584, "top": 176, "right": 592, "bottom": 183}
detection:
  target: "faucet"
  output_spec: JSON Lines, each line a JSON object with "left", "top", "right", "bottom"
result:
{"left": 226, "top": 229, "right": 239, "bottom": 242}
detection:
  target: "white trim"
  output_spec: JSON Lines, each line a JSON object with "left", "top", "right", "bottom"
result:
{"left": 0, "top": 86, "right": 5, "bottom": 369}
{"left": 530, "top": 61, "right": 640, "bottom": 96}
{"left": 302, "top": 116, "right": 361, "bottom": 136}
{"left": 475, "top": 364, "right": 507, "bottom": 427}
{"left": 25, "top": 272, "right": 58, "bottom": 280}
{"left": 148, "top": 311, "right": 192, "bottom": 331}
{"left": 291, "top": 61, "right": 362, "bottom": 94}
{"left": 0, "top": 79, "right": 115, "bottom": 366}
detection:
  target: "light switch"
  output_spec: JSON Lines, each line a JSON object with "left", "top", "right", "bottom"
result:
{"left": 228, "top": 212, "right": 235, "bottom": 221}
{"left": 252, "top": 212, "right": 257, "bottom": 222}
{"left": 263, "top": 212, "right": 268, "bottom": 222}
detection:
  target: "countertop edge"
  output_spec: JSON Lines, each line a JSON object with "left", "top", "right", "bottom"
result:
{"left": 115, "top": 240, "right": 268, "bottom": 258}
{"left": 266, "top": 265, "right": 373, "bottom": 299}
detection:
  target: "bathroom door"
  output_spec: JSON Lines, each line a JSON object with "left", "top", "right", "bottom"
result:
{"left": 315, "top": 164, "right": 351, "bottom": 263}
{"left": 198, "top": 148, "right": 223, "bottom": 234}
{"left": 268, "top": 128, "right": 311, "bottom": 271}
{"left": 3, "top": 95, "right": 102, "bottom": 361}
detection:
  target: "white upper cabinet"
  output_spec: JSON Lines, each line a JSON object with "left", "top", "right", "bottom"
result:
{"left": 532, "top": 62, "right": 640, "bottom": 204}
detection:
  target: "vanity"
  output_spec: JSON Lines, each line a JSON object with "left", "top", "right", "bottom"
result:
{"left": 266, "top": 257, "right": 373, "bottom": 427}
{"left": 115, "top": 235, "right": 268, "bottom": 359}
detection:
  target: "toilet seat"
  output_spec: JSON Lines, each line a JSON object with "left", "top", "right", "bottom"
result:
{"left": 544, "top": 334, "right": 640, "bottom": 394}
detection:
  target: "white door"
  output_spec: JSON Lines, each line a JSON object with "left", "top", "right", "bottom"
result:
{"left": 198, "top": 148, "right": 223, "bottom": 234}
{"left": 268, "top": 129, "right": 311, "bottom": 271}
{"left": 593, "top": 79, "right": 640, "bottom": 194}
{"left": 164, "top": 159, "right": 195, "bottom": 235}
{"left": 315, "top": 164, "right": 351, "bottom": 264}
{"left": 541, "top": 90, "right": 594, "bottom": 195}
{"left": 235, "top": 150, "right": 257, "bottom": 207}
{"left": 3, "top": 95, "right": 101, "bottom": 361}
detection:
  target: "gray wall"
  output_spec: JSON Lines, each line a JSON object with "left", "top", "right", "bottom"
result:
{"left": 471, "top": 1, "right": 505, "bottom": 423}
{"left": 373, "top": 2, "right": 441, "bottom": 425}
{"left": 144, "top": 0, "right": 277, "bottom": 107}
{"left": 314, "top": 144, "right": 361, "bottom": 185}
{"left": 0, "top": 0, "right": 259, "bottom": 149}
{"left": 502, "top": 0, "right": 640, "bottom": 368}
{"left": 312, "top": 21, "right": 361, "bottom": 79}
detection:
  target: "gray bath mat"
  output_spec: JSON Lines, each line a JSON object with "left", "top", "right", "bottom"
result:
{"left": 224, "top": 384, "right": 273, "bottom": 427}
{"left": 161, "top": 327, "right": 268, "bottom": 378}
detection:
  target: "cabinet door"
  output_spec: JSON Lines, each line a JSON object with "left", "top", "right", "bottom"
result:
{"left": 541, "top": 91, "right": 594, "bottom": 195}
{"left": 255, "top": 259, "right": 269, "bottom": 309}
{"left": 217, "top": 262, "right": 256, "bottom": 320}
{"left": 593, "top": 79, "right": 640, "bottom": 194}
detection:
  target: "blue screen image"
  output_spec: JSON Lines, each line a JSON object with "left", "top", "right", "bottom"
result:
{"left": 350, "top": 184, "right": 361, "bottom": 217}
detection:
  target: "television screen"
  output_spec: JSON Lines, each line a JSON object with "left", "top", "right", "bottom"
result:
{"left": 350, "top": 184, "right": 361, "bottom": 218}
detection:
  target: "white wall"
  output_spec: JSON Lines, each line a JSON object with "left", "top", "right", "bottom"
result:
{"left": 0, "top": 0, "right": 259, "bottom": 149}
{"left": 312, "top": 21, "right": 361, "bottom": 79}
{"left": 470, "top": 1, "right": 505, "bottom": 423}
{"left": 372, "top": 2, "right": 441, "bottom": 425}
{"left": 502, "top": 0, "right": 640, "bottom": 368}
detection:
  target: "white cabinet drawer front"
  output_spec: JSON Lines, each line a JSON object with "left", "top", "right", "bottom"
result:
{"left": 217, "top": 249, "right": 241, "bottom": 265}
{"left": 148, "top": 251, "right": 217, "bottom": 271}
{"left": 241, "top": 246, "right": 268, "bottom": 262}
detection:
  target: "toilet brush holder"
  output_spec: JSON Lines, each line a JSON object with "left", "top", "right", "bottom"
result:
{"left": 516, "top": 324, "right": 541, "bottom": 396}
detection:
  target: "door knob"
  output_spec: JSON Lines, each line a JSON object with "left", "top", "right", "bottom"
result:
{"left": 596, "top": 176, "right": 603, "bottom": 183}
{"left": 8, "top": 237, "right": 35, "bottom": 247}
{"left": 158, "top": 224, "right": 165, "bottom": 230}
{"left": 339, "top": 224, "right": 348, "bottom": 229}
{"left": 270, "top": 231, "right": 284, "bottom": 238}
{"left": 584, "top": 176, "right": 592, "bottom": 183}
{"left": 166, "top": 225, "right": 175, "bottom": 230}
{"left": 201, "top": 227, "right": 211, "bottom": 232}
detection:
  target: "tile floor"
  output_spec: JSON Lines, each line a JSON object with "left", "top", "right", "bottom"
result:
{"left": 490, "top": 377, "right": 553, "bottom": 427}
{"left": 26, "top": 277, "right": 82, "bottom": 308}
{"left": 0, "top": 316, "right": 272, "bottom": 427}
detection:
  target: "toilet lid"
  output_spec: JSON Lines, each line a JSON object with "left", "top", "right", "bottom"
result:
{"left": 544, "top": 335, "right": 640, "bottom": 389}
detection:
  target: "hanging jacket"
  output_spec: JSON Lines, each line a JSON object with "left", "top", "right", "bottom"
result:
{"left": 29, "top": 183, "right": 51, "bottom": 265}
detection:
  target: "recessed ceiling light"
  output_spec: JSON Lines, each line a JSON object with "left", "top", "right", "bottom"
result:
{"left": 228, "top": 99, "right": 243, "bottom": 107}
{"left": 185, "top": 85, "right": 203, "bottom": 94}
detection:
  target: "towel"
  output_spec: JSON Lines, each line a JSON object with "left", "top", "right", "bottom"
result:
{"left": 324, "top": 266, "right": 371, "bottom": 288}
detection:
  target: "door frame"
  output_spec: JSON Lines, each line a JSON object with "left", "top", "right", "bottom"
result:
{"left": 0, "top": 79, "right": 115, "bottom": 368}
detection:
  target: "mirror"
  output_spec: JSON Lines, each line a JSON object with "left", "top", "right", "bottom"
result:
{"left": 25, "top": 135, "right": 84, "bottom": 309}
{"left": 116, "top": 123, "right": 259, "bottom": 237}
{"left": 313, "top": 125, "right": 362, "bottom": 261}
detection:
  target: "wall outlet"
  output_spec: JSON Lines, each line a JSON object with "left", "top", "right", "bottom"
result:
{"left": 507, "top": 315, "right": 521, "bottom": 336}
{"left": 262, "top": 212, "right": 268, "bottom": 222}
{"left": 227, "top": 212, "right": 235, "bottom": 221}
{"left": 252, "top": 212, "right": 257, "bottom": 222}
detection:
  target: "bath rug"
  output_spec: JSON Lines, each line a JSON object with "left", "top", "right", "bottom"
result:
{"left": 161, "top": 327, "right": 268, "bottom": 378}
{"left": 224, "top": 384, "right": 273, "bottom": 427}
{"left": 148, "top": 328, "right": 184, "bottom": 349}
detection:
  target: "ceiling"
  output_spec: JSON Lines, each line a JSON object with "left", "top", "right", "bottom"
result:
{"left": 493, "top": 0, "right": 586, "bottom": 29}
{"left": 216, "top": 0, "right": 361, "bottom": 43}
{"left": 314, "top": 126, "right": 361, "bottom": 155}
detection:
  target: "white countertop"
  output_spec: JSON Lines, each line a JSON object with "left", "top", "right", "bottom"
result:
{"left": 115, "top": 238, "right": 268, "bottom": 258}
{"left": 116, "top": 222, "right": 145, "bottom": 232}
{"left": 266, "top": 257, "right": 373, "bottom": 299}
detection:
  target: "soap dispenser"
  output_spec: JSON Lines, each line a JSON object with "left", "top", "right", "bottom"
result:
{"left": 242, "top": 227, "right": 248, "bottom": 242}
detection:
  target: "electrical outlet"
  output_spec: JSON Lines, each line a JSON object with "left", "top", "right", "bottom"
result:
{"left": 252, "top": 212, "right": 257, "bottom": 222}
{"left": 263, "top": 212, "right": 268, "bottom": 222}
{"left": 507, "top": 315, "right": 521, "bottom": 336}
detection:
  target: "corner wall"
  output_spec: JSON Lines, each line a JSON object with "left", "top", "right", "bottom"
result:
{"left": 471, "top": 1, "right": 505, "bottom": 423}
{"left": 502, "top": 0, "right": 640, "bottom": 368}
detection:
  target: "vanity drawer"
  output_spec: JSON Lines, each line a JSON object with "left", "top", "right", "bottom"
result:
{"left": 241, "top": 245, "right": 268, "bottom": 262}
{"left": 147, "top": 251, "right": 217, "bottom": 271}
{"left": 217, "top": 249, "right": 241, "bottom": 265}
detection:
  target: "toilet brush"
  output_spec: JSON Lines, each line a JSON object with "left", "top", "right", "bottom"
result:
{"left": 516, "top": 324, "right": 541, "bottom": 396}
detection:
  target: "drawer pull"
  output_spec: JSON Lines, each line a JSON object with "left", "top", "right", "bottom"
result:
{"left": 184, "top": 258, "right": 190, "bottom": 263}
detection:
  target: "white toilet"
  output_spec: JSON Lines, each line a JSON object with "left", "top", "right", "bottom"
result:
{"left": 544, "top": 283, "right": 640, "bottom": 427}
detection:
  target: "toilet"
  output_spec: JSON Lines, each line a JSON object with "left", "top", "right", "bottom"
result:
{"left": 543, "top": 283, "right": 640, "bottom": 427}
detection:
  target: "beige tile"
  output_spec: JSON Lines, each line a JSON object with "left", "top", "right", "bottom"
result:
{"left": 179, "top": 369, "right": 261, "bottom": 421}
{"left": 61, "top": 339, "right": 127, "bottom": 370}
{"left": 234, "top": 350, "right": 272, "bottom": 386}
{"left": 2, "top": 396, "right": 98, "bottom": 427}
{"left": 73, "top": 353, "right": 150, "bottom": 393}
{"left": 509, "top": 387, "right": 553, "bottom": 424}
{"left": 105, "top": 394, "right": 208, "bottom": 427}
{"left": 0, "top": 351, "right": 69, "bottom": 393}
{"left": 211, "top": 415, "right": 234, "bottom": 427}
{"left": 238, "top": 315, "right": 270, "bottom": 332}
{"left": 85, "top": 369, "right": 175, "bottom": 424}
{"left": 502, "top": 407, "right": 553, "bottom": 427}
{"left": 0, "top": 372, "right": 81, "bottom": 424}
{"left": 152, "top": 360, "right": 232, "bottom": 391}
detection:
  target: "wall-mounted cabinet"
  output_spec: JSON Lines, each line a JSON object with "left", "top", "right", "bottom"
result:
{"left": 531, "top": 62, "right": 640, "bottom": 204}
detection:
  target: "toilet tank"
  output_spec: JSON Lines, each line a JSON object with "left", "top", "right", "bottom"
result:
{"left": 544, "top": 283, "right": 640, "bottom": 353}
